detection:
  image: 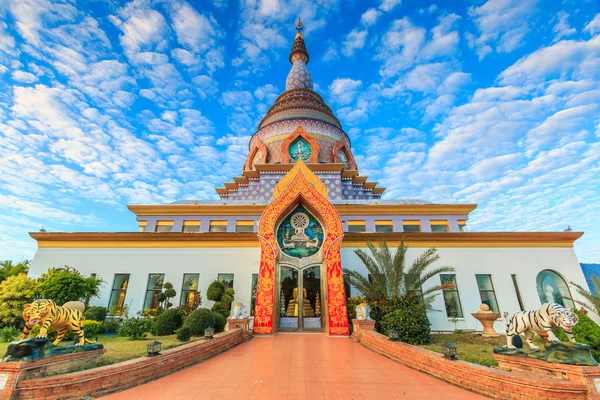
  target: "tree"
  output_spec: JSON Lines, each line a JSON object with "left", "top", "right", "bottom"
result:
{"left": 343, "top": 240, "right": 455, "bottom": 329}
{"left": 0, "top": 260, "right": 30, "bottom": 284}
{"left": 155, "top": 282, "right": 177, "bottom": 310}
{"left": 36, "top": 267, "right": 104, "bottom": 306}
{"left": 571, "top": 275, "right": 600, "bottom": 316}
{"left": 0, "top": 274, "right": 36, "bottom": 328}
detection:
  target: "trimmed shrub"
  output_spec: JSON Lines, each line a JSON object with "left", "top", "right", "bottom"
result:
{"left": 103, "top": 317, "right": 121, "bottom": 334}
{"left": 380, "top": 297, "right": 432, "bottom": 345}
{"left": 0, "top": 327, "right": 20, "bottom": 342}
{"left": 184, "top": 308, "right": 215, "bottom": 336}
{"left": 212, "top": 312, "right": 226, "bottom": 333}
{"left": 29, "top": 325, "right": 60, "bottom": 342}
{"left": 207, "top": 280, "right": 225, "bottom": 301}
{"left": 211, "top": 302, "right": 230, "bottom": 319}
{"left": 176, "top": 326, "right": 192, "bottom": 342}
{"left": 221, "top": 288, "right": 235, "bottom": 304}
{"left": 82, "top": 320, "right": 103, "bottom": 336}
{"left": 555, "top": 310, "right": 600, "bottom": 361}
{"left": 84, "top": 306, "right": 107, "bottom": 322}
{"left": 0, "top": 274, "right": 35, "bottom": 329}
{"left": 153, "top": 308, "right": 184, "bottom": 336}
{"left": 118, "top": 317, "right": 153, "bottom": 340}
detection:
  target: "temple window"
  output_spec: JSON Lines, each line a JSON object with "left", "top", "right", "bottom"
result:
{"left": 236, "top": 220, "right": 254, "bottom": 233}
{"left": 536, "top": 270, "right": 575, "bottom": 308}
{"left": 476, "top": 274, "right": 500, "bottom": 313}
{"left": 440, "top": 274, "right": 463, "bottom": 318}
{"left": 347, "top": 220, "right": 366, "bottom": 233}
{"left": 375, "top": 220, "right": 394, "bottom": 233}
{"left": 430, "top": 220, "right": 449, "bottom": 232}
{"left": 218, "top": 273, "right": 234, "bottom": 289}
{"left": 182, "top": 221, "right": 200, "bottom": 233}
{"left": 180, "top": 273, "right": 200, "bottom": 307}
{"left": 250, "top": 273, "right": 259, "bottom": 316}
{"left": 155, "top": 221, "right": 174, "bottom": 233}
{"left": 289, "top": 137, "right": 312, "bottom": 162}
{"left": 405, "top": 273, "right": 423, "bottom": 299}
{"left": 338, "top": 149, "right": 349, "bottom": 168}
{"left": 251, "top": 149, "right": 261, "bottom": 170}
{"left": 143, "top": 273, "right": 165, "bottom": 310}
{"left": 138, "top": 221, "right": 147, "bottom": 232}
{"left": 402, "top": 220, "right": 421, "bottom": 232}
{"left": 458, "top": 220, "right": 467, "bottom": 232}
{"left": 209, "top": 220, "right": 228, "bottom": 232}
{"left": 107, "top": 274, "right": 130, "bottom": 316}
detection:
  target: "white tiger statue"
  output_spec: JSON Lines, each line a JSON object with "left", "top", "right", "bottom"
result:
{"left": 505, "top": 303, "right": 579, "bottom": 350}
{"left": 355, "top": 302, "right": 371, "bottom": 320}
{"left": 230, "top": 302, "right": 248, "bottom": 319}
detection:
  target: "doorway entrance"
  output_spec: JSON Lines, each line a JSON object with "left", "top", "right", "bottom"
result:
{"left": 278, "top": 264, "right": 323, "bottom": 332}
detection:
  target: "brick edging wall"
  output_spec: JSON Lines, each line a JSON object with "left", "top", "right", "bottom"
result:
{"left": 13, "top": 329, "right": 246, "bottom": 400}
{"left": 358, "top": 330, "right": 593, "bottom": 400}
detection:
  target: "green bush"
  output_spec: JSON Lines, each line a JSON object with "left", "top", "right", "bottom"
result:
{"left": 380, "top": 297, "right": 432, "bottom": 345}
{"left": 29, "top": 325, "right": 59, "bottom": 342}
{"left": 0, "top": 326, "right": 20, "bottom": 342}
{"left": 207, "top": 280, "right": 225, "bottom": 301}
{"left": 36, "top": 267, "right": 104, "bottom": 305}
{"left": 212, "top": 312, "right": 226, "bottom": 333}
{"left": 176, "top": 326, "right": 192, "bottom": 342}
{"left": 221, "top": 288, "right": 235, "bottom": 304}
{"left": 0, "top": 274, "right": 35, "bottom": 328}
{"left": 153, "top": 309, "right": 184, "bottom": 336}
{"left": 82, "top": 320, "right": 103, "bottom": 336}
{"left": 183, "top": 308, "right": 215, "bottom": 336}
{"left": 84, "top": 306, "right": 107, "bottom": 322}
{"left": 555, "top": 310, "right": 600, "bottom": 361}
{"left": 211, "top": 302, "right": 230, "bottom": 319}
{"left": 103, "top": 318, "right": 121, "bottom": 334}
{"left": 118, "top": 317, "right": 153, "bottom": 340}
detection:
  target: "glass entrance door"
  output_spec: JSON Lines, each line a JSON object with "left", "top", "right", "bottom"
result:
{"left": 278, "top": 265, "right": 323, "bottom": 331}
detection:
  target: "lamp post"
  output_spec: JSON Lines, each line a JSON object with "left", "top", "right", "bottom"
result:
{"left": 204, "top": 327, "right": 215, "bottom": 339}
{"left": 147, "top": 340, "right": 162, "bottom": 356}
{"left": 442, "top": 343, "right": 458, "bottom": 360}
{"left": 388, "top": 328, "right": 399, "bottom": 342}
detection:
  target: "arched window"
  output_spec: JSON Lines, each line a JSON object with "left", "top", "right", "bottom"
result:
{"left": 536, "top": 270, "right": 575, "bottom": 308}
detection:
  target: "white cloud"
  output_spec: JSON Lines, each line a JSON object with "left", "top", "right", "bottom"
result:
{"left": 583, "top": 14, "right": 600, "bottom": 35}
{"left": 360, "top": 8, "right": 382, "bottom": 27}
{"left": 11, "top": 70, "right": 38, "bottom": 83}
{"left": 376, "top": 18, "right": 426, "bottom": 77}
{"left": 420, "top": 14, "right": 460, "bottom": 60}
{"left": 329, "top": 78, "right": 363, "bottom": 105}
{"left": 552, "top": 12, "right": 576, "bottom": 42}
{"left": 379, "top": 0, "right": 402, "bottom": 13}
{"left": 342, "top": 29, "right": 368, "bottom": 57}
{"left": 467, "top": 0, "right": 538, "bottom": 60}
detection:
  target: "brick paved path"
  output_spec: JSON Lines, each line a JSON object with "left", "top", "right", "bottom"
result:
{"left": 103, "top": 334, "right": 487, "bottom": 399}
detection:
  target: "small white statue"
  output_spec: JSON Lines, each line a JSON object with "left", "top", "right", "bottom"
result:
{"left": 355, "top": 302, "right": 371, "bottom": 320}
{"left": 230, "top": 302, "right": 249, "bottom": 319}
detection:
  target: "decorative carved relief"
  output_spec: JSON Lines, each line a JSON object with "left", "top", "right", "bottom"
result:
{"left": 332, "top": 139, "right": 357, "bottom": 170}
{"left": 281, "top": 125, "right": 320, "bottom": 164}
{"left": 244, "top": 139, "right": 268, "bottom": 171}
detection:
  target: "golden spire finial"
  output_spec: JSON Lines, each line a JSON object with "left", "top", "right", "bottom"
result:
{"left": 295, "top": 16, "right": 304, "bottom": 38}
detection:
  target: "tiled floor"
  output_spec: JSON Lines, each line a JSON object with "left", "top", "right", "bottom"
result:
{"left": 103, "top": 335, "right": 487, "bottom": 399}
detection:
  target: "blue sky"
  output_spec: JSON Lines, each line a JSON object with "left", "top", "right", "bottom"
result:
{"left": 0, "top": 0, "right": 599, "bottom": 263}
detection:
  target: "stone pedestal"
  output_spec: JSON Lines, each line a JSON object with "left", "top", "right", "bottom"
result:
{"left": 351, "top": 319, "right": 376, "bottom": 342}
{"left": 228, "top": 318, "right": 251, "bottom": 340}
{"left": 494, "top": 352, "right": 600, "bottom": 396}
{"left": 471, "top": 312, "right": 501, "bottom": 337}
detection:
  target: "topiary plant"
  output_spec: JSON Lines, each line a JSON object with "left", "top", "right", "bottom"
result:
{"left": 176, "top": 326, "right": 192, "bottom": 342}
{"left": 555, "top": 309, "right": 600, "bottom": 361}
{"left": 153, "top": 308, "right": 184, "bottom": 336}
{"left": 183, "top": 308, "right": 215, "bottom": 336}
{"left": 84, "top": 306, "right": 107, "bottom": 322}
{"left": 212, "top": 312, "right": 226, "bottom": 333}
{"left": 380, "top": 296, "right": 432, "bottom": 345}
{"left": 211, "top": 302, "right": 230, "bottom": 319}
{"left": 207, "top": 280, "right": 225, "bottom": 301}
{"left": 221, "top": 288, "right": 235, "bottom": 305}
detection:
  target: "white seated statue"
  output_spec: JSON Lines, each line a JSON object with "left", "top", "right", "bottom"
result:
{"left": 355, "top": 302, "right": 371, "bottom": 320}
{"left": 230, "top": 302, "right": 249, "bottom": 319}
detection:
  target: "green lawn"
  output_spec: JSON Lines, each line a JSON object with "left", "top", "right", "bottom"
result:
{"left": 1, "top": 334, "right": 202, "bottom": 365}
{"left": 421, "top": 333, "right": 547, "bottom": 368}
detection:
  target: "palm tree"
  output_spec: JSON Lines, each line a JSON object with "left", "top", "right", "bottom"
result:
{"left": 571, "top": 275, "right": 600, "bottom": 316}
{"left": 343, "top": 240, "right": 454, "bottom": 309}
{"left": 0, "top": 260, "right": 30, "bottom": 283}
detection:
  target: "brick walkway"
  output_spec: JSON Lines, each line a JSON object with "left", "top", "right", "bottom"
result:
{"left": 103, "top": 335, "right": 487, "bottom": 399}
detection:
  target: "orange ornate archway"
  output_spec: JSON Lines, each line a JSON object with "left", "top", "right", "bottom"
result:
{"left": 253, "top": 160, "right": 349, "bottom": 335}
{"left": 332, "top": 139, "right": 357, "bottom": 170}
{"left": 244, "top": 139, "right": 268, "bottom": 171}
{"left": 281, "top": 125, "right": 320, "bottom": 164}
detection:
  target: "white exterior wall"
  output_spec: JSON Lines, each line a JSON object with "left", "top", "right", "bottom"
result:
{"left": 30, "top": 248, "right": 261, "bottom": 316}
{"left": 341, "top": 246, "right": 592, "bottom": 332}
{"left": 30, "top": 245, "right": 592, "bottom": 333}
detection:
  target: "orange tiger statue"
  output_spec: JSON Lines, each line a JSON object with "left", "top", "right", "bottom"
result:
{"left": 20, "top": 299, "right": 92, "bottom": 346}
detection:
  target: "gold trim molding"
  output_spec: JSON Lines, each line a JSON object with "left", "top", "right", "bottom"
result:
{"left": 30, "top": 231, "right": 582, "bottom": 249}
